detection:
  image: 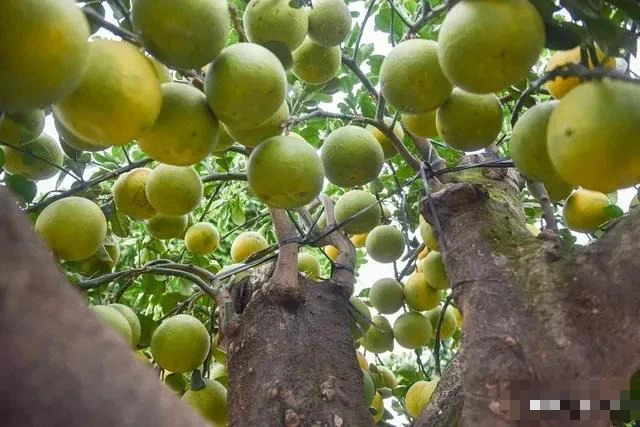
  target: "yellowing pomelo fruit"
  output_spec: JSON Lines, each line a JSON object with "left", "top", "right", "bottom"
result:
{"left": 146, "top": 164, "right": 203, "bottom": 215}
{"left": 0, "top": 0, "right": 90, "bottom": 111}
{"left": 308, "top": 0, "right": 351, "bottom": 47}
{"left": 137, "top": 83, "right": 219, "bottom": 166}
{"left": 366, "top": 118, "right": 405, "bottom": 159}
{"left": 350, "top": 296, "right": 372, "bottom": 339}
{"left": 224, "top": 102, "right": 288, "bottom": 148}
{"left": 450, "top": 305, "right": 463, "bottom": 329}
{"left": 426, "top": 305, "right": 458, "bottom": 341}
{"left": 334, "top": 190, "right": 381, "bottom": 235}
{"left": 182, "top": 379, "right": 228, "bottom": 425}
{"left": 436, "top": 88, "right": 503, "bottom": 151}
{"left": 298, "top": 252, "right": 321, "bottom": 278}
{"left": 292, "top": 38, "right": 342, "bottom": 85}
{"left": 421, "top": 251, "right": 449, "bottom": 290}
{"left": 244, "top": 0, "right": 308, "bottom": 52}
{"left": 91, "top": 305, "right": 133, "bottom": 346}
{"left": 77, "top": 236, "right": 120, "bottom": 276}
{"left": 54, "top": 113, "right": 111, "bottom": 152}
{"left": 437, "top": 0, "right": 544, "bottom": 93}
{"left": 547, "top": 79, "right": 640, "bottom": 193}
{"left": 2, "top": 134, "right": 64, "bottom": 180}
{"left": 371, "top": 392, "right": 384, "bottom": 422}
{"left": 185, "top": 222, "right": 220, "bottom": 255}
{"left": 526, "top": 223, "right": 540, "bottom": 236}
{"left": 35, "top": 196, "right": 107, "bottom": 261}
{"left": 151, "top": 314, "right": 210, "bottom": 373}
{"left": 205, "top": 43, "right": 287, "bottom": 129}
{"left": 350, "top": 233, "right": 368, "bottom": 248}
{"left": 356, "top": 350, "right": 369, "bottom": 371}
{"left": 393, "top": 312, "right": 432, "bottom": 349}
{"left": 546, "top": 47, "right": 616, "bottom": 99}
{"left": 248, "top": 135, "right": 324, "bottom": 208}
{"left": 562, "top": 189, "right": 611, "bottom": 233}
{"left": 112, "top": 168, "right": 156, "bottom": 220}
{"left": 231, "top": 231, "right": 269, "bottom": 263}
{"left": 359, "top": 315, "right": 394, "bottom": 354}
{"left": 146, "top": 214, "right": 188, "bottom": 240}
{"left": 380, "top": 39, "right": 453, "bottom": 113}
{"left": 369, "top": 278, "right": 404, "bottom": 314}
{"left": 419, "top": 215, "right": 439, "bottom": 251}
{"left": 109, "top": 303, "right": 141, "bottom": 347}
{"left": 54, "top": 39, "right": 162, "bottom": 146}
{"left": 365, "top": 225, "right": 405, "bottom": 264}
{"left": 362, "top": 368, "right": 376, "bottom": 405}
{"left": 405, "top": 379, "right": 438, "bottom": 418}
{"left": 0, "top": 109, "right": 45, "bottom": 145}
{"left": 321, "top": 126, "right": 384, "bottom": 188}
{"left": 402, "top": 111, "right": 438, "bottom": 139}
{"left": 132, "top": 0, "right": 230, "bottom": 69}
{"left": 403, "top": 273, "right": 441, "bottom": 311}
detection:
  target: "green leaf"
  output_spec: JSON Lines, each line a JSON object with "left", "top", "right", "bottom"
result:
{"left": 544, "top": 21, "right": 583, "bottom": 50}
{"left": 559, "top": 228, "right": 577, "bottom": 250}
{"left": 603, "top": 204, "right": 624, "bottom": 219}
{"left": 4, "top": 174, "right": 37, "bottom": 203}
{"left": 137, "top": 314, "right": 158, "bottom": 348}
{"left": 231, "top": 202, "right": 246, "bottom": 226}
{"left": 110, "top": 206, "right": 131, "bottom": 238}
{"left": 0, "top": 148, "right": 4, "bottom": 169}
{"left": 607, "top": 0, "right": 640, "bottom": 21}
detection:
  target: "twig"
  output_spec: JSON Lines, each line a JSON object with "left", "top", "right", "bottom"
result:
{"left": 82, "top": 6, "right": 139, "bottom": 44}
{"left": 352, "top": 0, "right": 378, "bottom": 61}
{"left": 228, "top": 4, "right": 247, "bottom": 42}
{"left": 433, "top": 294, "right": 453, "bottom": 376}
{"left": 0, "top": 140, "right": 83, "bottom": 182}
{"left": 201, "top": 172, "right": 247, "bottom": 183}
{"left": 527, "top": 180, "right": 558, "bottom": 232}
{"left": 341, "top": 54, "right": 379, "bottom": 100}
{"left": 386, "top": 0, "right": 412, "bottom": 28}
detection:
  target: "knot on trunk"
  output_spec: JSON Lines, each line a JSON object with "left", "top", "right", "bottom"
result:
{"left": 284, "top": 409, "right": 301, "bottom": 426}
{"left": 422, "top": 183, "right": 488, "bottom": 226}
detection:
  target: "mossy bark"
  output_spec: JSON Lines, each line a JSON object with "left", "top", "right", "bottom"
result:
{"left": 417, "top": 155, "right": 640, "bottom": 426}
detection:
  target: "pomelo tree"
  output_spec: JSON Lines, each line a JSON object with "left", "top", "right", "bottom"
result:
{"left": 1, "top": 0, "right": 639, "bottom": 426}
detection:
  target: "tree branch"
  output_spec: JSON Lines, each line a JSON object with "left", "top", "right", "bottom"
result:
{"left": 341, "top": 54, "right": 379, "bottom": 101}
{"left": 318, "top": 195, "right": 356, "bottom": 291}
{"left": 82, "top": 6, "right": 139, "bottom": 44}
{"left": 201, "top": 172, "right": 247, "bottom": 183}
{"left": 25, "top": 158, "right": 152, "bottom": 213}
{"left": 267, "top": 207, "right": 302, "bottom": 302}
{"left": 527, "top": 180, "right": 558, "bottom": 232}
{"left": 352, "top": 0, "right": 378, "bottom": 61}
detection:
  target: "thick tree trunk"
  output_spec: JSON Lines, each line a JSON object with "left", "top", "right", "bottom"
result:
{"left": 0, "top": 188, "right": 208, "bottom": 427}
{"left": 227, "top": 277, "right": 374, "bottom": 426}
{"left": 417, "top": 156, "right": 640, "bottom": 426}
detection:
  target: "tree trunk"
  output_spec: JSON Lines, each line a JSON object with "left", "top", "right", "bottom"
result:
{"left": 417, "top": 155, "right": 640, "bottom": 426}
{"left": 0, "top": 188, "right": 208, "bottom": 427}
{"left": 227, "top": 276, "right": 374, "bottom": 426}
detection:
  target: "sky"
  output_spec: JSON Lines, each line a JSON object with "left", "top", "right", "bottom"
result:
{"left": 34, "top": 3, "right": 639, "bottom": 425}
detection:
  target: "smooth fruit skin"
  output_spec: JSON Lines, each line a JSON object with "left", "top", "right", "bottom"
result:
{"left": 145, "top": 165, "right": 203, "bottom": 215}
{"left": 137, "top": 83, "right": 219, "bottom": 166}
{"left": 369, "top": 278, "right": 405, "bottom": 314}
{"left": 510, "top": 101, "right": 565, "bottom": 182}
{"left": 350, "top": 233, "right": 368, "bottom": 248}
{"left": 91, "top": 305, "right": 133, "bottom": 347}
{"left": 243, "top": 0, "right": 308, "bottom": 52}
{"left": 404, "top": 273, "right": 442, "bottom": 311}
{"left": 2, "top": 134, "right": 64, "bottom": 181}
{"left": 402, "top": 111, "right": 438, "bottom": 139}
{"left": 297, "top": 252, "right": 321, "bottom": 278}
{"left": 421, "top": 251, "right": 450, "bottom": 290}
{"left": 324, "top": 245, "right": 340, "bottom": 261}
{"left": 362, "top": 369, "right": 376, "bottom": 406}
{"left": 308, "top": 0, "right": 352, "bottom": 47}
{"left": 393, "top": 312, "right": 432, "bottom": 350}
{"left": 426, "top": 306, "right": 457, "bottom": 340}
{"left": 0, "top": 0, "right": 90, "bottom": 111}
{"left": 321, "top": 126, "right": 384, "bottom": 188}
{"left": 436, "top": 88, "right": 503, "bottom": 151}
{"left": 146, "top": 214, "right": 188, "bottom": 240}
{"left": 547, "top": 79, "right": 640, "bottom": 193}
{"left": 562, "top": 189, "right": 611, "bottom": 233}
{"left": 292, "top": 38, "right": 342, "bottom": 85}
{"left": 248, "top": 135, "right": 324, "bottom": 209}
{"left": 182, "top": 379, "right": 228, "bottom": 425}
{"left": 205, "top": 43, "right": 287, "bottom": 129}
{"left": 77, "top": 236, "right": 120, "bottom": 276}
{"left": 109, "top": 303, "right": 141, "bottom": 347}
{"left": 231, "top": 231, "right": 269, "bottom": 263}
{"left": 359, "top": 315, "right": 394, "bottom": 354}
{"left": 380, "top": 39, "right": 453, "bottom": 114}
{"left": 132, "top": 0, "right": 231, "bottom": 69}
{"left": 54, "top": 114, "right": 111, "bottom": 152}
{"left": 437, "top": 0, "right": 544, "bottom": 93}
{"left": 151, "top": 314, "right": 211, "bottom": 373}
{"left": 35, "top": 197, "right": 107, "bottom": 261}
{"left": 185, "top": 222, "right": 220, "bottom": 255}
{"left": 0, "top": 110, "right": 45, "bottom": 145}
{"left": 366, "top": 117, "right": 405, "bottom": 159}
{"left": 334, "top": 190, "right": 381, "bottom": 235}
{"left": 350, "top": 296, "right": 372, "bottom": 339}
{"left": 546, "top": 47, "right": 616, "bottom": 99}
{"left": 419, "top": 216, "right": 439, "bottom": 251}
{"left": 365, "top": 225, "right": 405, "bottom": 264}
{"left": 224, "top": 102, "right": 288, "bottom": 148}
{"left": 405, "top": 379, "right": 438, "bottom": 418}
{"left": 54, "top": 40, "right": 162, "bottom": 146}
{"left": 112, "top": 168, "right": 156, "bottom": 220}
